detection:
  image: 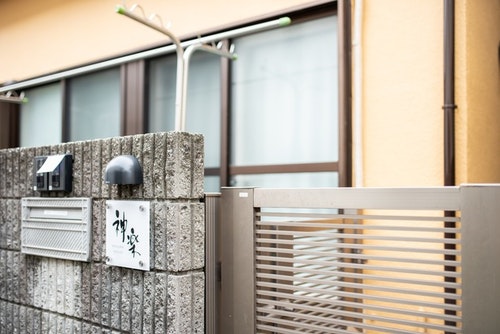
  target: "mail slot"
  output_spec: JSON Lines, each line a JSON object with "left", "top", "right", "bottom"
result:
{"left": 21, "top": 197, "right": 92, "bottom": 261}
{"left": 33, "top": 154, "right": 73, "bottom": 192}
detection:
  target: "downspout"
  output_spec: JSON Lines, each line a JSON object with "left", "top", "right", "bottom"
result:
{"left": 443, "top": 0, "right": 456, "bottom": 187}
{"left": 338, "top": 0, "right": 353, "bottom": 187}
{"left": 443, "top": 1, "right": 457, "bottom": 332}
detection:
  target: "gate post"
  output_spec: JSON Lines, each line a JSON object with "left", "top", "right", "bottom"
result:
{"left": 220, "top": 187, "right": 256, "bottom": 334}
{"left": 460, "top": 184, "right": 500, "bottom": 332}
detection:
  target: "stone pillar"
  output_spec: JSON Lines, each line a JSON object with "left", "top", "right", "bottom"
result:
{"left": 0, "top": 132, "right": 205, "bottom": 333}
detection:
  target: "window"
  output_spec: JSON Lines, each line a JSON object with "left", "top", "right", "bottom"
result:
{"left": 149, "top": 51, "right": 222, "bottom": 191}
{"left": 230, "top": 15, "right": 339, "bottom": 188}
{"left": 19, "top": 68, "right": 121, "bottom": 146}
{"left": 68, "top": 68, "right": 121, "bottom": 141}
{"left": 148, "top": 12, "right": 341, "bottom": 191}
{"left": 20, "top": 83, "right": 62, "bottom": 147}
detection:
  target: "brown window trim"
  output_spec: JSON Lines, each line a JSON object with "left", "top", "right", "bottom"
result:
{"left": 229, "top": 162, "right": 339, "bottom": 175}
{"left": 220, "top": 40, "right": 231, "bottom": 187}
{"left": 62, "top": 79, "right": 70, "bottom": 142}
{"left": 205, "top": 167, "right": 221, "bottom": 177}
{"left": 0, "top": 102, "right": 19, "bottom": 148}
{"left": 121, "top": 60, "right": 146, "bottom": 135}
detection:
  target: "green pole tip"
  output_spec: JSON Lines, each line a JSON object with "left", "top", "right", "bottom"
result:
{"left": 232, "top": 54, "right": 238, "bottom": 61}
{"left": 279, "top": 17, "right": 292, "bottom": 26}
{"left": 22, "top": 97, "right": 29, "bottom": 103}
{"left": 115, "top": 5, "right": 126, "bottom": 14}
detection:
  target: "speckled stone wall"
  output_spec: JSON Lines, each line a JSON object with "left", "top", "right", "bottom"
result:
{"left": 0, "top": 132, "right": 205, "bottom": 333}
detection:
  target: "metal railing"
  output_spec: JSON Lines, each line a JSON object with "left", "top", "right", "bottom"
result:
{"left": 209, "top": 184, "right": 500, "bottom": 333}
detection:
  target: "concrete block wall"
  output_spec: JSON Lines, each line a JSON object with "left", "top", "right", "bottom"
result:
{"left": 0, "top": 132, "right": 205, "bottom": 333}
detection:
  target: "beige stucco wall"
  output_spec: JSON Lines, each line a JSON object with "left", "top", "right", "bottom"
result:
{"left": 455, "top": 0, "right": 500, "bottom": 184}
{"left": 359, "top": 0, "right": 500, "bottom": 187}
{"left": 0, "top": 0, "right": 324, "bottom": 83}
{"left": 360, "top": 0, "right": 444, "bottom": 187}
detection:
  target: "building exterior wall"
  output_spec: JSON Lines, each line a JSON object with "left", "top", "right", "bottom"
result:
{"left": 0, "top": 0, "right": 324, "bottom": 83}
{"left": 360, "top": 0, "right": 444, "bottom": 187}
{"left": 359, "top": 0, "right": 500, "bottom": 187}
{"left": 0, "top": 132, "right": 205, "bottom": 333}
{"left": 455, "top": 0, "right": 500, "bottom": 184}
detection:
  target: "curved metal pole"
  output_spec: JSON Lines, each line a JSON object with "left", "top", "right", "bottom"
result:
{"left": 181, "top": 44, "right": 237, "bottom": 131}
{"left": 117, "top": 4, "right": 291, "bottom": 131}
{"left": 117, "top": 5, "right": 185, "bottom": 131}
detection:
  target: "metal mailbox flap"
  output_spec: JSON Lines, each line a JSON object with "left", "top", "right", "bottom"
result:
{"left": 21, "top": 197, "right": 92, "bottom": 262}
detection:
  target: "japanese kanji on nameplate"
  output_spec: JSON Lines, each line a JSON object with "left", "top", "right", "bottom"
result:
{"left": 105, "top": 200, "right": 150, "bottom": 271}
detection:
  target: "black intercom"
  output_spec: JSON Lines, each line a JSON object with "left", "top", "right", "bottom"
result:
{"left": 33, "top": 154, "right": 73, "bottom": 192}
{"left": 33, "top": 156, "right": 48, "bottom": 191}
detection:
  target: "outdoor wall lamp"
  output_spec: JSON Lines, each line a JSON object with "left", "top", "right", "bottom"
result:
{"left": 104, "top": 155, "right": 143, "bottom": 185}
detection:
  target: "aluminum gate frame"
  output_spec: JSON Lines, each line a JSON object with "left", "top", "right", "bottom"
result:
{"left": 209, "top": 184, "right": 500, "bottom": 333}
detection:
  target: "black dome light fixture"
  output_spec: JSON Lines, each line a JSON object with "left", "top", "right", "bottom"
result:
{"left": 104, "top": 155, "right": 143, "bottom": 185}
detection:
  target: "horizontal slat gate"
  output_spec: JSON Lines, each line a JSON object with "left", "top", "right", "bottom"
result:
{"left": 252, "top": 188, "right": 462, "bottom": 333}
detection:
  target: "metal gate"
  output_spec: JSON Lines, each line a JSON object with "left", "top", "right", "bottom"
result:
{"left": 207, "top": 185, "right": 500, "bottom": 333}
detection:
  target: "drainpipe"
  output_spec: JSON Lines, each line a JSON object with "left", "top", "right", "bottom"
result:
{"left": 443, "top": 0, "right": 456, "bottom": 187}
{"left": 443, "top": 1, "right": 456, "bottom": 332}
{"left": 338, "top": 0, "right": 353, "bottom": 187}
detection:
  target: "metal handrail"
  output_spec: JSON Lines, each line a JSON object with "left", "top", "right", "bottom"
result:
{"left": 0, "top": 11, "right": 290, "bottom": 129}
